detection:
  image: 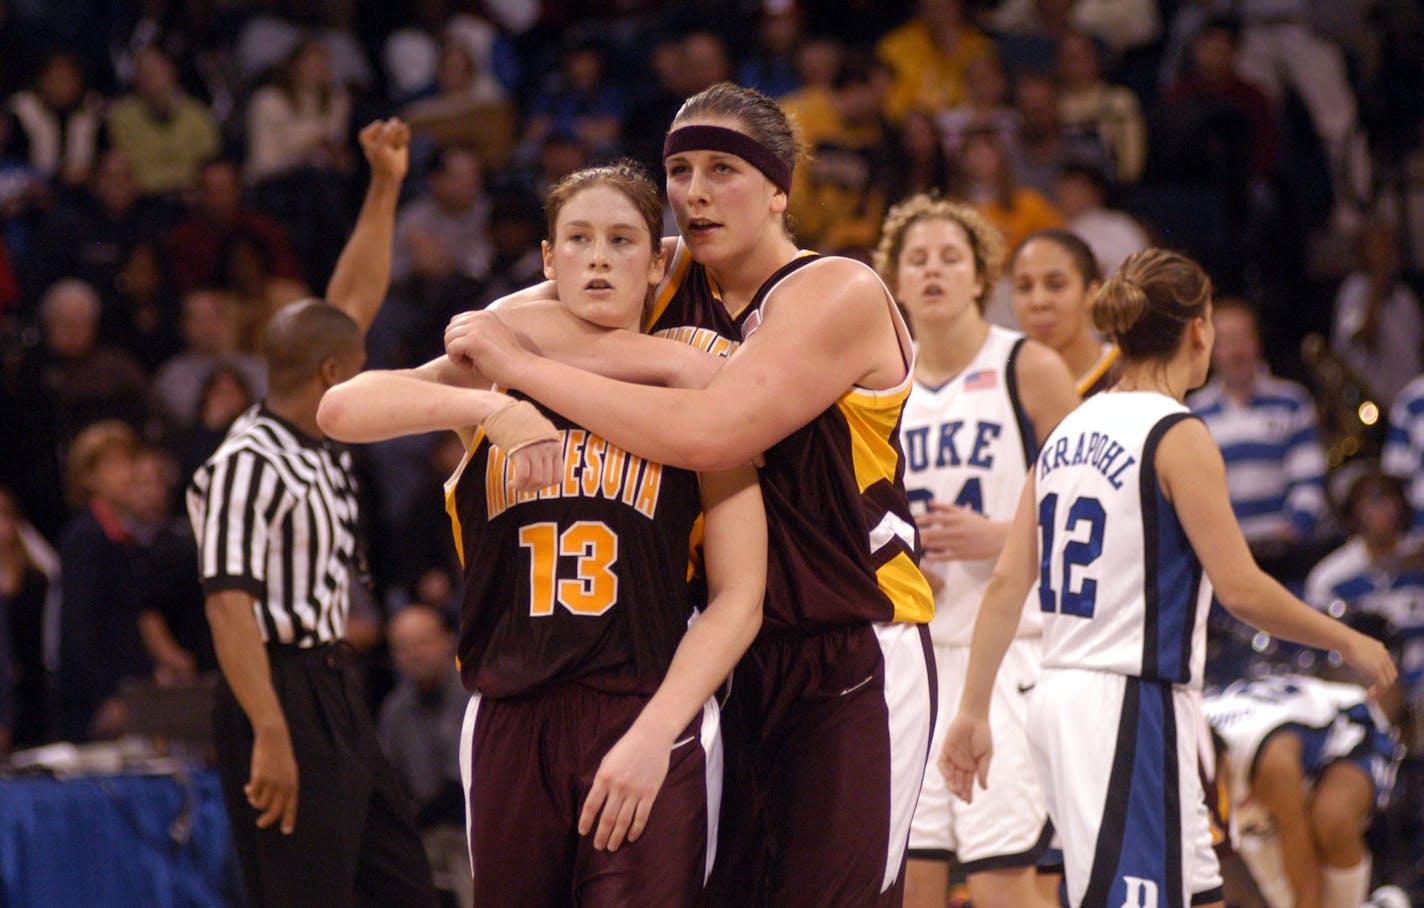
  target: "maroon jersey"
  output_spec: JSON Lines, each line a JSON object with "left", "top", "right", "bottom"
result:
{"left": 448, "top": 400, "right": 702, "bottom": 698}
{"left": 648, "top": 243, "right": 933, "bottom": 632}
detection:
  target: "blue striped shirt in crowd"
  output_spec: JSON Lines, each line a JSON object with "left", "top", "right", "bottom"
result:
{"left": 1187, "top": 372, "right": 1327, "bottom": 543}
{"left": 1383, "top": 374, "right": 1424, "bottom": 531}
{"left": 1305, "top": 536, "right": 1424, "bottom": 700}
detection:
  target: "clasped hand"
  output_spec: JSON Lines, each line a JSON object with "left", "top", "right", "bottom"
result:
{"left": 445, "top": 310, "right": 524, "bottom": 385}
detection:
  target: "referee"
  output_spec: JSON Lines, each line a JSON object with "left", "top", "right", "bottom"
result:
{"left": 187, "top": 120, "right": 438, "bottom": 907}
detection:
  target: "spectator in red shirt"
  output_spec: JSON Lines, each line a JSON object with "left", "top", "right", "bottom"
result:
{"left": 1156, "top": 16, "right": 1279, "bottom": 184}
{"left": 165, "top": 158, "right": 304, "bottom": 294}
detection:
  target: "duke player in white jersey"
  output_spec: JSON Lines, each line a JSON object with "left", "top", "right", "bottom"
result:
{"left": 940, "top": 248, "right": 1395, "bottom": 908}
{"left": 1205, "top": 674, "right": 1402, "bottom": 908}
{"left": 875, "top": 196, "right": 1079, "bottom": 908}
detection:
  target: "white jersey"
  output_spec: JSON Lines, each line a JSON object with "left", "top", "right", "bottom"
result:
{"left": 1035, "top": 391, "right": 1214, "bottom": 686}
{"left": 901, "top": 326, "right": 1039, "bottom": 646}
{"left": 1204, "top": 674, "right": 1400, "bottom": 810}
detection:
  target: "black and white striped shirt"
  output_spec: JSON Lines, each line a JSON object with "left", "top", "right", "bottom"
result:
{"left": 187, "top": 405, "right": 361, "bottom": 646}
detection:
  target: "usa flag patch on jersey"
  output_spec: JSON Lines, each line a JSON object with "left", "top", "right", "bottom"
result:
{"left": 964, "top": 369, "right": 998, "bottom": 391}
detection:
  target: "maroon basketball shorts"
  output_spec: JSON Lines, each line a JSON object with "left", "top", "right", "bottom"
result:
{"left": 707, "top": 621, "right": 936, "bottom": 907}
{"left": 460, "top": 681, "right": 721, "bottom": 907}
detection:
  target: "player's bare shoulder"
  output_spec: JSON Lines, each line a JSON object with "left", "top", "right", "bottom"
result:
{"left": 767, "top": 255, "right": 889, "bottom": 324}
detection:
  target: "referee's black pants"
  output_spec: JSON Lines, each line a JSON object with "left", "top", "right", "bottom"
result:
{"left": 214, "top": 641, "right": 439, "bottom": 908}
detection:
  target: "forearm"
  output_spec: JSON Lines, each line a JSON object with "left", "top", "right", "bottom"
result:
{"left": 564, "top": 329, "right": 725, "bottom": 389}
{"left": 958, "top": 574, "right": 1027, "bottom": 717}
{"left": 975, "top": 519, "right": 1012, "bottom": 561}
{"left": 506, "top": 353, "right": 749, "bottom": 471}
{"left": 486, "top": 279, "right": 559, "bottom": 311}
{"left": 630, "top": 467, "right": 766, "bottom": 741}
{"left": 206, "top": 591, "right": 287, "bottom": 735}
{"left": 137, "top": 609, "right": 191, "bottom": 666}
{"left": 326, "top": 172, "right": 402, "bottom": 333}
{"left": 631, "top": 597, "right": 761, "bottom": 744}
{"left": 318, "top": 370, "right": 505, "bottom": 442}
{"left": 1220, "top": 572, "right": 1355, "bottom": 654}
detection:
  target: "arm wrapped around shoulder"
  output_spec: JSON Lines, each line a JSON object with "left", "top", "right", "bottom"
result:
{"left": 483, "top": 399, "right": 560, "bottom": 454}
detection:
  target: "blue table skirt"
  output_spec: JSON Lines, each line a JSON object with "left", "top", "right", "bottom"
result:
{"left": 0, "top": 769, "right": 234, "bottom": 907}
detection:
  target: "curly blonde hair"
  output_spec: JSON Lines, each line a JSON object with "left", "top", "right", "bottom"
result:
{"left": 873, "top": 194, "right": 1006, "bottom": 312}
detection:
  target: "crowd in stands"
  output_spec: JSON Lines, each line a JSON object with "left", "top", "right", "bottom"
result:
{"left": 0, "top": 0, "right": 1423, "bottom": 899}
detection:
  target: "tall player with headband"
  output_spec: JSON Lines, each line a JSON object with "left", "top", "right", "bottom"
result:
{"left": 446, "top": 82, "right": 937, "bottom": 906}
{"left": 939, "top": 248, "right": 1395, "bottom": 908}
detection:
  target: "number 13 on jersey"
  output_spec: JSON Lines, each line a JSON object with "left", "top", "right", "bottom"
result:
{"left": 517, "top": 521, "right": 620, "bottom": 616}
{"left": 1038, "top": 493, "right": 1106, "bottom": 618}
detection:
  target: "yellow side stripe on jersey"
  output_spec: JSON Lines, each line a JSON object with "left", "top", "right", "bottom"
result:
{"left": 880, "top": 551, "right": 935, "bottom": 624}
{"left": 445, "top": 486, "right": 464, "bottom": 569}
{"left": 836, "top": 393, "right": 908, "bottom": 493}
{"left": 443, "top": 426, "right": 488, "bottom": 569}
{"left": 1076, "top": 344, "right": 1120, "bottom": 397}
{"left": 686, "top": 512, "right": 705, "bottom": 582}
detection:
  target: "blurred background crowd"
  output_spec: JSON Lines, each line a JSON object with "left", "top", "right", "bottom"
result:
{"left": 0, "top": 0, "right": 1423, "bottom": 901}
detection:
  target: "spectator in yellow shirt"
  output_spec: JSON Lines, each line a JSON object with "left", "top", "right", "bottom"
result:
{"left": 950, "top": 127, "right": 1062, "bottom": 254}
{"left": 782, "top": 54, "right": 895, "bottom": 253}
{"left": 877, "top": 0, "right": 996, "bottom": 123}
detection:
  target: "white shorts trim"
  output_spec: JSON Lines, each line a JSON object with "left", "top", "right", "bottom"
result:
{"left": 875, "top": 621, "right": 936, "bottom": 893}
{"left": 911, "top": 636, "right": 1052, "bottom": 869}
{"left": 698, "top": 695, "right": 723, "bottom": 883}
{"left": 459, "top": 691, "right": 481, "bottom": 880}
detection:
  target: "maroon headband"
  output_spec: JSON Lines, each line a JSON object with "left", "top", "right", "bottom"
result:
{"left": 662, "top": 124, "right": 793, "bottom": 193}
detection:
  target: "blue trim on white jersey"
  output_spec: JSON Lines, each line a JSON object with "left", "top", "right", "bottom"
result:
{"left": 1084, "top": 679, "right": 1186, "bottom": 908}
{"left": 1140, "top": 413, "right": 1201, "bottom": 684}
{"left": 1003, "top": 336, "right": 1038, "bottom": 465}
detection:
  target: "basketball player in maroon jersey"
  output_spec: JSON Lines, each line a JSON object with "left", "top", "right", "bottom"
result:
{"left": 445, "top": 82, "right": 937, "bottom": 907}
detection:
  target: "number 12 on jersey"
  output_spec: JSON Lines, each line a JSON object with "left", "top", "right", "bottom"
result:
{"left": 1038, "top": 493, "right": 1105, "bottom": 618}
